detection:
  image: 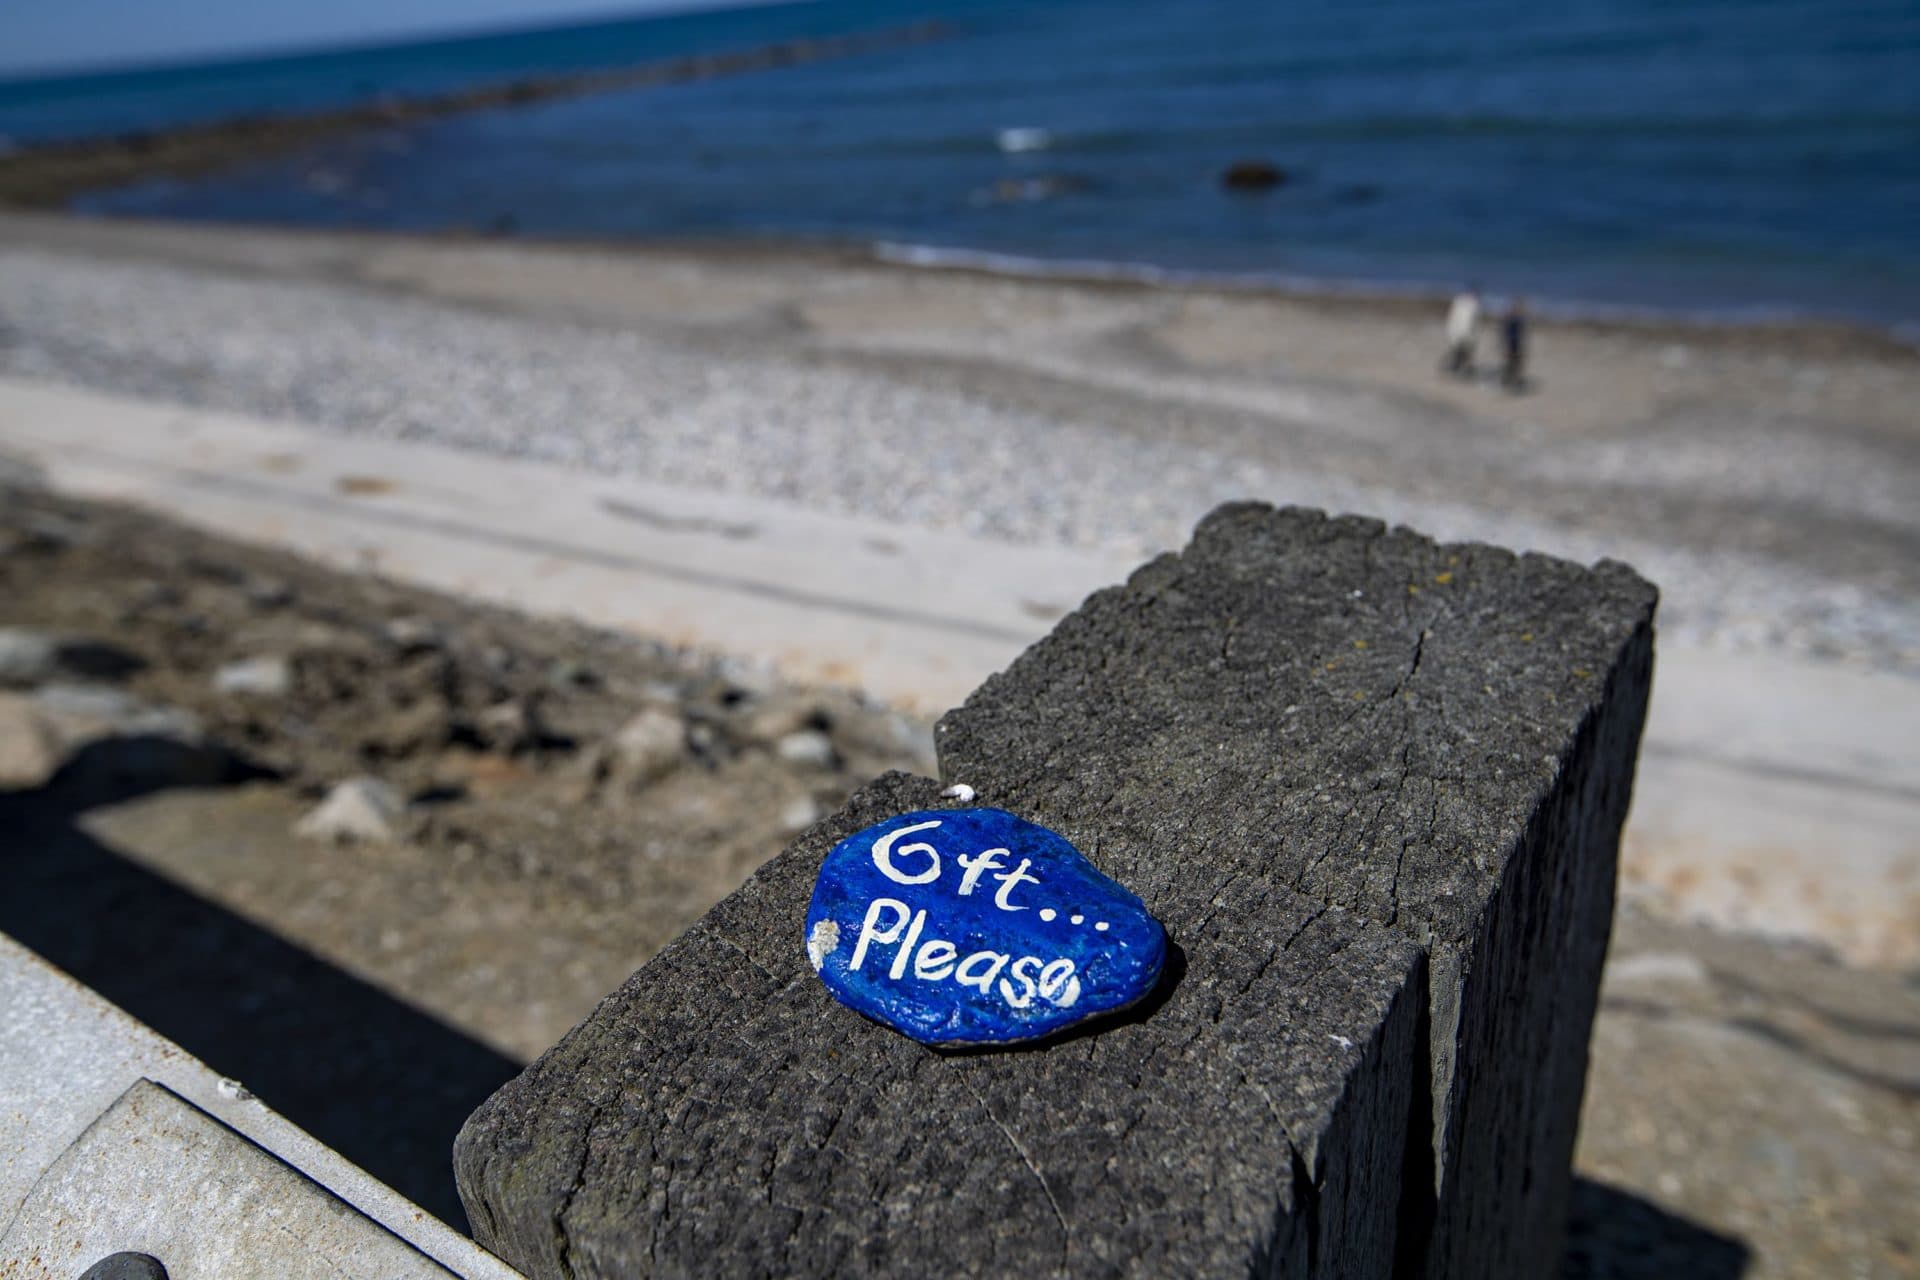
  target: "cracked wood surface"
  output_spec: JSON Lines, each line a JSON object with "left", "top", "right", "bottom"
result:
{"left": 454, "top": 503, "right": 1655, "bottom": 1278}
{"left": 936, "top": 504, "right": 1657, "bottom": 1277}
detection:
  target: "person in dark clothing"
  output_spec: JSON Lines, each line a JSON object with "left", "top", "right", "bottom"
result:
{"left": 1500, "top": 298, "right": 1529, "bottom": 391}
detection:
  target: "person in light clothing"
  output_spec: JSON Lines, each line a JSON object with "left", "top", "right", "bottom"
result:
{"left": 1441, "top": 286, "right": 1480, "bottom": 377}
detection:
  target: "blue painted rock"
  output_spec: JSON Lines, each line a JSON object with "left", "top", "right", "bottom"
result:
{"left": 804, "top": 807, "right": 1166, "bottom": 1046}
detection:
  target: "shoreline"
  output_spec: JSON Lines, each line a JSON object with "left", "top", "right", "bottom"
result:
{"left": 866, "top": 238, "right": 1920, "bottom": 355}
{"left": 14, "top": 208, "right": 1919, "bottom": 358}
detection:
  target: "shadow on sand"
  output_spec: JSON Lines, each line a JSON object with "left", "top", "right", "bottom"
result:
{"left": 1561, "top": 1176, "right": 1752, "bottom": 1277}
{"left": 2, "top": 743, "right": 1754, "bottom": 1270}
{"left": 0, "top": 743, "right": 522, "bottom": 1231}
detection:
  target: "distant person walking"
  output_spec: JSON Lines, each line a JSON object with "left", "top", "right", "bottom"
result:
{"left": 1442, "top": 287, "right": 1480, "bottom": 377}
{"left": 1500, "top": 298, "right": 1529, "bottom": 391}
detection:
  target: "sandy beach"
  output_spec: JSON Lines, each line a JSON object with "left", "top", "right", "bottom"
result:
{"left": 4, "top": 211, "right": 1915, "bottom": 966}
{"left": 1, "top": 451, "right": 1913, "bottom": 1279}
{"left": 2, "top": 211, "right": 1914, "bottom": 676}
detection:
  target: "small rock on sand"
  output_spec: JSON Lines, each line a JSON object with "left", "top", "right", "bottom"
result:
{"left": 383, "top": 617, "right": 442, "bottom": 653}
{"left": 473, "top": 697, "right": 542, "bottom": 755}
{"left": 365, "top": 697, "right": 453, "bottom": 757}
{"left": 15, "top": 684, "right": 231, "bottom": 790}
{"left": 294, "top": 776, "right": 405, "bottom": 843}
{"left": 739, "top": 691, "right": 823, "bottom": 743}
{"left": 608, "top": 706, "right": 687, "bottom": 786}
{"left": 775, "top": 729, "right": 837, "bottom": 770}
{"left": 0, "top": 692, "right": 62, "bottom": 788}
{"left": 213, "top": 654, "right": 293, "bottom": 698}
{"left": 0, "top": 626, "right": 143, "bottom": 687}
{"left": 0, "top": 629, "right": 58, "bottom": 686}
{"left": 780, "top": 794, "right": 824, "bottom": 833}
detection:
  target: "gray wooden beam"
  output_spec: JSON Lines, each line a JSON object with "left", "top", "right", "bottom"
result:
{"left": 454, "top": 503, "right": 1655, "bottom": 1278}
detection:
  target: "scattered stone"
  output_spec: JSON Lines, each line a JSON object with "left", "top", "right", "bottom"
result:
{"left": 0, "top": 692, "right": 62, "bottom": 788}
{"left": 774, "top": 729, "right": 837, "bottom": 770}
{"left": 685, "top": 720, "right": 722, "bottom": 760}
{"left": 22, "top": 683, "right": 235, "bottom": 790}
{"left": 805, "top": 807, "right": 1166, "bottom": 1045}
{"left": 473, "top": 698, "right": 541, "bottom": 755}
{"left": 546, "top": 659, "right": 600, "bottom": 691}
{"left": 30, "top": 683, "right": 197, "bottom": 739}
{"left": 383, "top": 617, "right": 442, "bottom": 653}
{"left": 365, "top": 697, "right": 453, "bottom": 758}
{"left": 779, "top": 794, "right": 824, "bottom": 832}
{"left": 1221, "top": 158, "right": 1288, "bottom": 191}
{"left": 130, "top": 580, "right": 185, "bottom": 611}
{"left": 213, "top": 654, "right": 293, "bottom": 698}
{"left": 607, "top": 706, "right": 686, "bottom": 786}
{"left": 637, "top": 679, "right": 682, "bottom": 707}
{"left": 714, "top": 656, "right": 779, "bottom": 700}
{"left": 739, "top": 691, "right": 823, "bottom": 743}
{"left": 0, "top": 626, "right": 143, "bottom": 686}
{"left": 0, "top": 628, "right": 59, "bottom": 685}
{"left": 242, "top": 575, "right": 293, "bottom": 610}
{"left": 294, "top": 776, "right": 405, "bottom": 843}
{"left": 18, "top": 510, "right": 88, "bottom": 552}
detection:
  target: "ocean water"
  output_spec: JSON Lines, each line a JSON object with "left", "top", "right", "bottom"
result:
{"left": 4, "top": 0, "right": 1918, "bottom": 327}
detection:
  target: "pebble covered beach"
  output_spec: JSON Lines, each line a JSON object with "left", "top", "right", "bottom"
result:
{"left": 2, "top": 214, "right": 1914, "bottom": 676}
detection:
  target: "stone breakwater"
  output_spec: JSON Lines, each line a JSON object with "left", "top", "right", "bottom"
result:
{"left": 0, "top": 22, "right": 952, "bottom": 209}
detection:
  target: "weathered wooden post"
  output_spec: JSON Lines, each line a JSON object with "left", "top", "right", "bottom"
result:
{"left": 453, "top": 504, "right": 1656, "bottom": 1278}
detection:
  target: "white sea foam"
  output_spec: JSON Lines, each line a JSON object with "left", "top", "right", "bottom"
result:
{"left": 995, "top": 126, "right": 1052, "bottom": 153}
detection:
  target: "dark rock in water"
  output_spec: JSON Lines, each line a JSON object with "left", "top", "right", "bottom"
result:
{"left": 1221, "top": 158, "right": 1288, "bottom": 191}
{"left": 805, "top": 807, "right": 1166, "bottom": 1046}
{"left": 1333, "top": 182, "right": 1383, "bottom": 204}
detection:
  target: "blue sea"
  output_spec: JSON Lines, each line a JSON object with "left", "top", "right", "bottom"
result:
{"left": 3, "top": 0, "right": 1918, "bottom": 328}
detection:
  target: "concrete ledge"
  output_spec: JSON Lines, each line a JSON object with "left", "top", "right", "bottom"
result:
{"left": 0, "top": 934, "right": 520, "bottom": 1279}
{"left": 4, "top": 1081, "right": 461, "bottom": 1278}
{"left": 935, "top": 503, "right": 1657, "bottom": 1276}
